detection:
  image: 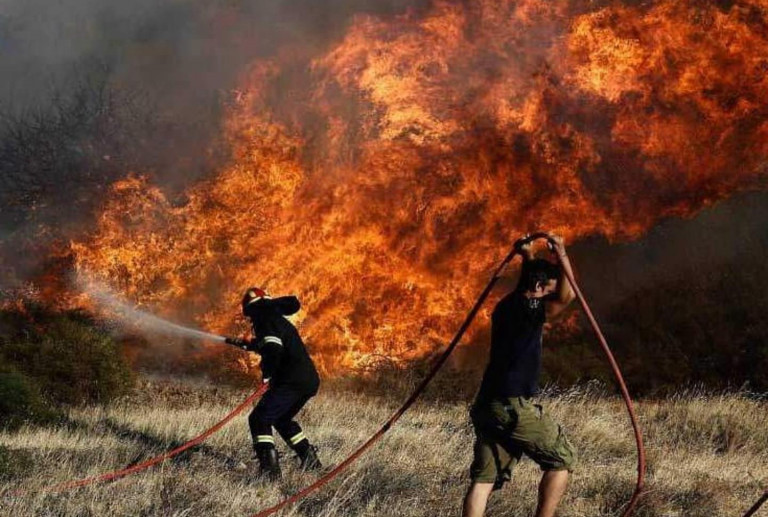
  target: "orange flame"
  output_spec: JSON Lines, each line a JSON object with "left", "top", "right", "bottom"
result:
{"left": 71, "top": 0, "right": 768, "bottom": 374}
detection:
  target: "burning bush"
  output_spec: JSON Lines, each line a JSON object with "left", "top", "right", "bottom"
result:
{"left": 0, "top": 302, "right": 135, "bottom": 406}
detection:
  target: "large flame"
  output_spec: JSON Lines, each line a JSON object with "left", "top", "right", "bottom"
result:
{"left": 71, "top": 0, "right": 768, "bottom": 374}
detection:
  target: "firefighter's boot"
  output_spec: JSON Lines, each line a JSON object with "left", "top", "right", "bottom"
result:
{"left": 297, "top": 444, "right": 322, "bottom": 471}
{"left": 256, "top": 445, "right": 281, "bottom": 481}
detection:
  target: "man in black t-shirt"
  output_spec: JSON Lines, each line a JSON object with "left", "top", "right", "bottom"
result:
{"left": 226, "top": 287, "right": 321, "bottom": 481}
{"left": 462, "top": 235, "right": 577, "bottom": 517}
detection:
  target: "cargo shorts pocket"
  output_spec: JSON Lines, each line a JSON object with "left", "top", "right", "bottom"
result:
{"left": 529, "top": 422, "right": 577, "bottom": 472}
{"left": 506, "top": 399, "right": 577, "bottom": 472}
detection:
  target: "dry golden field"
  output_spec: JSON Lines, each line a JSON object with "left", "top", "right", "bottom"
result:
{"left": 0, "top": 378, "right": 766, "bottom": 517}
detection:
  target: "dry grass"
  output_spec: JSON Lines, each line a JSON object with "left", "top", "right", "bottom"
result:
{"left": 0, "top": 379, "right": 766, "bottom": 516}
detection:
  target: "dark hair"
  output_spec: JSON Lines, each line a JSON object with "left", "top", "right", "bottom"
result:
{"left": 519, "top": 259, "right": 560, "bottom": 292}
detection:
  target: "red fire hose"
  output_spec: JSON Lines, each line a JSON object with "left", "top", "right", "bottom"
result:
{"left": 743, "top": 490, "right": 768, "bottom": 517}
{"left": 15, "top": 383, "right": 268, "bottom": 495}
{"left": 249, "top": 233, "right": 646, "bottom": 517}
{"left": 556, "top": 244, "right": 646, "bottom": 516}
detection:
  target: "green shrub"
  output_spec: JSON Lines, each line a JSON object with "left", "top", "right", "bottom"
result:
{"left": 0, "top": 367, "right": 56, "bottom": 429}
{"left": 0, "top": 303, "right": 135, "bottom": 405}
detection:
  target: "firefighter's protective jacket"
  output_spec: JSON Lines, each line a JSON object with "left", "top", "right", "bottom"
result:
{"left": 244, "top": 296, "right": 320, "bottom": 394}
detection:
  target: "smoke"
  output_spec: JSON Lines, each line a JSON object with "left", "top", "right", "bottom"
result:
{"left": 569, "top": 190, "right": 768, "bottom": 311}
{"left": 76, "top": 273, "right": 226, "bottom": 344}
{"left": 0, "top": 0, "right": 428, "bottom": 111}
{"left": 0, "top": 0, "right": 430, "bottom": 288}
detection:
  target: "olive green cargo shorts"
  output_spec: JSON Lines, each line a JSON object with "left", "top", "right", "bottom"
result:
{"left": 469, "top": 396, "right": 577, "bottom": 488}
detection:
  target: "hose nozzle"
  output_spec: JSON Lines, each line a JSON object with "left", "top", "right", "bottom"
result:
{"left": 225, "top": 337, "right": 248, "bottom": 348}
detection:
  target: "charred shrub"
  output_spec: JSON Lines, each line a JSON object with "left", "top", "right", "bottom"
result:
{"left": 0, "top": 303, "right": 135, "bottom": 406}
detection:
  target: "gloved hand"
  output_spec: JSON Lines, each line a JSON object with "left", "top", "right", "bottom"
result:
{"left": 225, "top": 337, "right": 249, "bottom": 349}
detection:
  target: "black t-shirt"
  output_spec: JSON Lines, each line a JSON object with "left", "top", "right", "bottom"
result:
{"left": 477, "top": 289, "right": 549, "bottom": 399}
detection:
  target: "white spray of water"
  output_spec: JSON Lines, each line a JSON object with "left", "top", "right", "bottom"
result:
{"left": 76, "top": 274, "right": 226, "bottom": 343}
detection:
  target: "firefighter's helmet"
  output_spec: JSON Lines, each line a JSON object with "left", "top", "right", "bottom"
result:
{"left": 242, "top": 287, "right": 270, "bottom": 316}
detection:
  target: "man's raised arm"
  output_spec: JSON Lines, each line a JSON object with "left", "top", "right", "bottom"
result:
{"left": 547, "top": 234, "right": 576, "bottom": 318}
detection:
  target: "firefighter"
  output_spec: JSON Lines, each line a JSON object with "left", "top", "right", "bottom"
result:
{"left": 462, "top": 235, "right": 578, "bottom": 517}
{"left": 226, "top": 287, "right": 321, "bottom": 481}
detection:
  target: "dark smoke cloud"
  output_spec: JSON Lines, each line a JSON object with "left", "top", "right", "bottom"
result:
{"left": 0, "top": 0, "right": 428, "bottom": 287}
{"left": 570, "top": 190, "right": 768, "bottom": 312}
{"left": 0, "top": 0, "right": 430, "bottom": 194}
{"left": 0, "top": 0, "right": 428, "bottom": 108}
